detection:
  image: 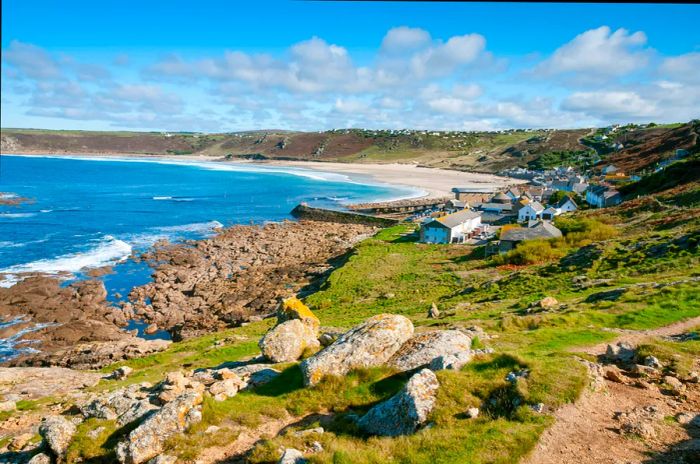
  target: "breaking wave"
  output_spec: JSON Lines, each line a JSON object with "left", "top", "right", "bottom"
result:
{"left": 0, "top": 235, "right": 132, "bottom": 287}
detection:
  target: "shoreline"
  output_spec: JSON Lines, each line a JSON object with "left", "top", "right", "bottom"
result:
{"left": 1, "top": 151, "right": 523, "bottom": 201}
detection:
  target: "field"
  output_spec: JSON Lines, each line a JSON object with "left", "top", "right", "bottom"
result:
{"left": 26, "top": 169, "right": 697, "bottom": 463}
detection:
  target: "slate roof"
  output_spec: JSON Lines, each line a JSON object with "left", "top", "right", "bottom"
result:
{"left": 500, "top": 221, "right": 562, "bottom": 242}
{"left": 436, "top": 209, "right": 482, "bottom": 228}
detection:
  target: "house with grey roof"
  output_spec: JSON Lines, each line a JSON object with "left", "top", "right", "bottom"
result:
{"left": 518, "top": 200, "right": 545, "bottom": 222}
{"left": 499, "top": 221, "right": 563, "bottom": 253}
{"left": 420, "top": 210, "right": 483, "bottom": 244}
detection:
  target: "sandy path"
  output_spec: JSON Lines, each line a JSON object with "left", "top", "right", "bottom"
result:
{"left": 576, "top": 315, "right": 700, "bottom": 357}
{"left": 523, "top": 381, "right": 698, "bottom": 464}
{"left": 525, "top": 317, "right": 700, "bottom": 464}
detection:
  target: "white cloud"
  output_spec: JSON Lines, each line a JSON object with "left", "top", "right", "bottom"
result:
{"left": 381, "top": 26, "right": 431, "bottom": 53}
{"left": 4, "top": 40, "right": 61, "bottom": 79}
{"left": 536, "top": 26, "right": 650, "bottom": 77}
{"left": 410, "top": 34, "right": 486, "bottom": 78}
{"left": 561, "top": 90, "right": 656, "bottom": 119}
{"left": 659, "top": 52, "right": 700, "bottom": 83}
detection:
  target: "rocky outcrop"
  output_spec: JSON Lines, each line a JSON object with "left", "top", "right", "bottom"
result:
{"left": 278, "top": 448, "right": 306, "bottom": 464}
{"left": 81, "top": 383, "right": 156, "bottom": 425}
{"left": 39, "top": 415, "right": 77, "bottom": 458}
{"left": 10, "top": 338, "right": 171, "bottom": 370}
{"left": 259, "top": 320, "right": 320, "bottom": 363}
{"left": 128, "top": 221, "right": 375, "bottom": 340}
{"left": 358, "top": 369, "right": 439, "bottom": 436}
{"left": 388, "top": 330, "right": 472, "bottom": 372}
{"left": 429, "top": 351, "right": 472, "bottom": 371}
{"left": 260, "top": 297, "right": 321, "bottom": 363}
{"left": 116, "top": 391, "right": 203, "bottom": 464}
{"left": 0, "top": 367, "right": 101, "bottom": 401}
{"left": 300, "top": 314, "right": 414, "bottom": 386}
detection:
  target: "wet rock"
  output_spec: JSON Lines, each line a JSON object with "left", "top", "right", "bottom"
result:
{"left": 39, "top": 415, "right": 77, "bottom": 458}
{"left": 259, "top": 319, "right": 320, "bottom": 363}
{"left": 278, "top": 448, "right": 306, "bottom": 464}
{"left": 117, "top": 391, "right": 203, "bottom": 464}
{"left": 358, "top": 369, "right": 439, "bottom": 436}
{"left": 388, "top": 330, "right": 472, "bottom": 372}
{"left": 300, "top": 314, "right": 414, "bottom": 386}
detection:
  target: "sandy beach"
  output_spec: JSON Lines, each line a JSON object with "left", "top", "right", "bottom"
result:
{"left": 264, "top": 160, "right": 522, "bottom": 199}
{"left": 3, "top": 152, "right": 523, "bottom": 200}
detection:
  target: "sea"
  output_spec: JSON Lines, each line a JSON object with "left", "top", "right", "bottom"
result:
{"left": 0, "top": 154, "right": 419, "bottom": 359}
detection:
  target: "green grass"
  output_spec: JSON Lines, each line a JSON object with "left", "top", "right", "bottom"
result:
{"left": 30, "top": 184, "right": 700, "bottom": 463}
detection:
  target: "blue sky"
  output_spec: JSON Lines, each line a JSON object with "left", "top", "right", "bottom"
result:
{"left": 2, "top": 1, "right": 699, "bottom": 132}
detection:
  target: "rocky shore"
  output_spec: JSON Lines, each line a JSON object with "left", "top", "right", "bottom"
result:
{"left": 126, "top": 220, "right": 376, "bottom": 340}
{"left": 1, "top": 220, "right": 375, "bottom": 367}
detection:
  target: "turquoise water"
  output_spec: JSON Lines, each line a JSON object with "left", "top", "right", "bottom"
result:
{"left": 0, "top": 154, "right": 417, "bottom": 356}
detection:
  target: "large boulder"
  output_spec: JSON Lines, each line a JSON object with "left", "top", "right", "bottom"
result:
{"left": 39, "top": 415, "right": 77, "bottom": 458}
{"left": 300, "top": 314, "right": 414, "bottom": 386}
{"left": 116, "top": 391, "right": 203, "bottom": 464}
{"left": 278, "top": 296, "right": 320, "bottom": 329}
{"left": 358, "top": 369, "right": 439, "bottom": 436}
{"left": 259, "top": 319, "right": 320, "bottom": 363}
{"left": 388, "top": 330, "right": 472, "bottom": 372}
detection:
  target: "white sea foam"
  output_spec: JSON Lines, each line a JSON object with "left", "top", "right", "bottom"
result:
{"left": 0, "top": 235, "right": 132, "bottom": 287}
{"left": 156, "top": 220, "right": 224, "bottom": 233}
{"left": 0, "top": 212, "right": 37, "bottom": 219}
{"left": 0, "top": 316, "right": 58, "bottom": 360}
{"left": 152, "top": 196, "right": 195, "bottom": 202}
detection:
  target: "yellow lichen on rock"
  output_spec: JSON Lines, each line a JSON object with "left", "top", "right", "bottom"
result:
{"left": 278, "top": 296, "right": 320, "bottom": 328}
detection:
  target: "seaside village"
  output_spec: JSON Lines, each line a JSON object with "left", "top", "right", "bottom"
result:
{"left": 352, "top": 163, "right": 627, "bottom": 252}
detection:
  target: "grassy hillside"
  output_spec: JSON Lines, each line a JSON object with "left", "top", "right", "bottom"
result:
{"left": 3, "top": 122, "right": 696, "bottom": 173}
{"left": 22, "top": 174, "right": 695, "bottom": 463}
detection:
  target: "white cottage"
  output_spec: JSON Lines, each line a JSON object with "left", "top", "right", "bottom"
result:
{"left": 420, "top": 210, "right": 482, "bottom": 244}
{"left": 518, "top": 201, "right": 545, "bottom": 222}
